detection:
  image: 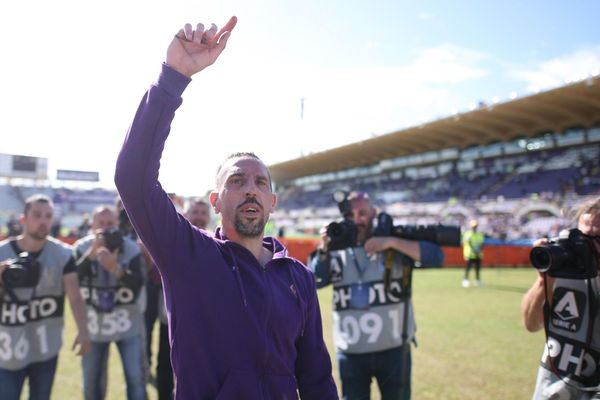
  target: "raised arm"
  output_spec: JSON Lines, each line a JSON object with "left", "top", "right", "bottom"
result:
{"left": 364, "top": 237, "right": 444, "bottom": 266}
{"left": 115, "top": 18, "right": 236, "bottom": 271}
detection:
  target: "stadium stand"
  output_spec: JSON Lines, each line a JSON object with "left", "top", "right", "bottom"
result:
{"left": 1, "top": 74, "right": 599, "bottom": 244}
{"left": 269, "top": 74, "right": 600, "bottom": 241}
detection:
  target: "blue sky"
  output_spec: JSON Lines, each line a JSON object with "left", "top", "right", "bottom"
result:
{"left": 1, "top": 0, "right": 599, "bottom": 196}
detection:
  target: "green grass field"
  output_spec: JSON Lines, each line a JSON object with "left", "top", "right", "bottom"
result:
{"left": 23, "top": 267, "right": 544, "bottom": 399}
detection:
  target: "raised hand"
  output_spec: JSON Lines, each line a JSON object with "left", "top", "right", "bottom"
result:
{"left": 166, "top": 16, "right": 238, "bottom": 77}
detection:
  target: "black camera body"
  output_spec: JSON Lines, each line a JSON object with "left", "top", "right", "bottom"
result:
{"left": 326, "top": 190, "right": 359, "bottom": 251}
{"left": 326, "top": 220, "right": 358, "bottom": 251}
{"left": 2, "top": 252, "right": 41, "bottom": 289}
{"left": 530, "top": 228, "right": 598, "bottom": 279}
{"left": 102, "top": 228, "right": 124, "bottom": 253}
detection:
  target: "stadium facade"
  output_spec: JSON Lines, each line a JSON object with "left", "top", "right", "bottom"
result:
{"left": 269, "top": 74, "right": 600, "bottom": 241}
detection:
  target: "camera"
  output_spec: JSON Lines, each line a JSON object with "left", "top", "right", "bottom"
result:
{"left": 326, "top": 190, "right": 358, "bottom": 251}
{"left": 101, "top": 228, "right": 123, "bottom": 253}
{"left": 325, "top": 191, "right": 462, "bottom": 250}
{"left": 1, "top": 252, "right": 41, "bottom": 288}
{"left": 530, "top": 228, "right": 598, "bottom": 279}
{"left": 326, "top": 220, "right": 358, "bottom": 251}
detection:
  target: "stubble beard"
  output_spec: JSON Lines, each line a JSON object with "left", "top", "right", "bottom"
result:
{"left": 234, "top": 214, "right": 266, "bottom": 238}
{"left": 28, "top": 229, "right": 48, "bottom": 242}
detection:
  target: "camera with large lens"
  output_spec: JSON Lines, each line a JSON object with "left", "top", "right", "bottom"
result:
{"left": 392, "top": 224, "right": 462, "bottom": 247}
{"left": 375, "top": 212, "right": 461, "bottom": 247}
{"left": 1, "top": 252, "right": 41, "bottom": 288}
{"left": 530, "top": 228, "right": 598, "bottom": 279}
{"left": 101, "top": 228, "right": 124, "bottom": 253}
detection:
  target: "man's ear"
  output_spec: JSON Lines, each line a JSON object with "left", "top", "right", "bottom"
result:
{"left": 270, "top": 194, "right": 277, "bottom": 213}
{"left": 209, "top": 191, "right": 220, "bottom": 213}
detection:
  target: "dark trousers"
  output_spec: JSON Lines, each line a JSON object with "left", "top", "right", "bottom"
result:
{"left": 0, "top": 356, "right": 58, "bottom": 400}
{"left": 464, "top": 258, "right": 481, "bottom": 280}
{"left": 157, "top": 323, "right": 174, "bottom": 400}
{"left": 144, "top": 280, "right": 161, "bottom": 368}
{"left": 337, "top": 346, "right": 411, "bottom": 400}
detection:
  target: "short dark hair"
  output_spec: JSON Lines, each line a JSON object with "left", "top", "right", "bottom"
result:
{"left": 215, "top": 152, "right": 272, "bottom": 189}
{"left": 24, "top": 194, "right": 53, "bottom": 215}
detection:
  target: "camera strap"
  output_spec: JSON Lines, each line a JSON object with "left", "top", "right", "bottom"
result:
{"left": 383, "top": 250, "right": 394, "bottom": 293}
{"left": 542, "top": 274, "right": 600, "bottom": 392}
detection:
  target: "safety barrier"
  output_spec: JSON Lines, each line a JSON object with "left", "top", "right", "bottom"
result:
{"left": 0, "top": 235, "right": 533, "bottom": 268}
{"left": 279, "top": 237, "right": 533, "bottom": 268}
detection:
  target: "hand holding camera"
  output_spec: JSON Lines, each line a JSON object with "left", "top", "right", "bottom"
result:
{"left": 530, "top": 228, "right": 598, "bottom": 280}
{"left": 85, "top": 228, "right": 124, "bottom": 277}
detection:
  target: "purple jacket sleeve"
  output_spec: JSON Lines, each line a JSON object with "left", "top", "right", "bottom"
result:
{"left": 295, "top": 273, "right": 339, "bottom": 399}
{"left": 114, "top": 64, "right": 205, "bottom": 279}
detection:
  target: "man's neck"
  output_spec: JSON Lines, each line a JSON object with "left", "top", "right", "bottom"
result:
{"left": 237, "top": 237, "right": 273, "bottom": 266}
{"left": 224, "top": 229, "right": 272, "bottom": 266}
{"left": 16, "top": 234, "right": 47, "bottom": 253}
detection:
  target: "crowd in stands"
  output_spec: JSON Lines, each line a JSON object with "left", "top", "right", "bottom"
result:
{"left": 1, "top": 143, "right": 599, "bottom": 243}
{"left": 274, "top": 143, "right": 600, "bottom": 241}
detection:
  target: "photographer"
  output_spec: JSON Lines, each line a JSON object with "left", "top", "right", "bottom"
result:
{"left": 309, "top": 191, "right": 445, "bottom": 400}
{"left": 522, "top": 197, "right": 600, "bottom": 399}
{"left": 0, "top": 194, "right": 90, "bottom": 400}
{"left": 74, "top": 205, "right": 146, "bottom": 400}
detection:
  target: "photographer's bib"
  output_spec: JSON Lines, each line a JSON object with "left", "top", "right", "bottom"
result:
{"left": 330, "top": 247, "right": 415, "bottom": 354}
{"left": 0, "top": 238, "right": 72, "bottom": 370}
{"left": 75, "top": 236, "right": 145, "bottom": 342}
{"left": 536, "top": 277, "right": 600, "bottom": 394}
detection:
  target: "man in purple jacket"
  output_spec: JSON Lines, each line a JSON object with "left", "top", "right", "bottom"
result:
{"left": 115, "top": 16, "right": 338, "bottom": 400}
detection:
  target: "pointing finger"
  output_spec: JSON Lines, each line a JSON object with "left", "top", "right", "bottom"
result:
{"left": 210, "top": 16, "right": 238, "bottom": 45}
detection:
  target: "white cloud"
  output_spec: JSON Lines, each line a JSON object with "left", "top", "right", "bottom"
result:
{"left": 511, "top": 45, "right": 600, "bottom": 91}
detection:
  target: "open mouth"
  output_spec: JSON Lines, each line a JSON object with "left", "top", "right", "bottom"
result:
{"left": 238, "top": 199, "right": 263, "bottom": 215}
{"left": 240, "top": 205, "right": 261, "bottom": 216}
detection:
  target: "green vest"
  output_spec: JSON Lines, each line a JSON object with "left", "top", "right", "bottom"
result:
{"left": 463, "top": 230, "right": 484, "bottom": 260}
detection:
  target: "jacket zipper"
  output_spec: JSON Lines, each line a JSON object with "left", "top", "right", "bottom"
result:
{"left": 261, "top": 263, "right": 272, "bottom": 399}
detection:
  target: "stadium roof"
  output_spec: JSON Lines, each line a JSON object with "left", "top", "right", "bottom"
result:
{"left": 269, "top": 74, "right": 600, "bottom": 183}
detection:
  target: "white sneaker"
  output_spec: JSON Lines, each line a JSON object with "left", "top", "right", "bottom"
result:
{"left": 462, "top": 279, "right": 470, "bottom": 288}
{"left": 475, "top": 280, "right": 484, "bottom": 287}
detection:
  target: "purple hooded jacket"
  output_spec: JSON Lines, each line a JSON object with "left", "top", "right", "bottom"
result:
{"left": 115, "top": 64, "right": 338, "bottom": 400}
